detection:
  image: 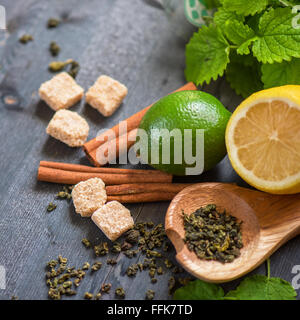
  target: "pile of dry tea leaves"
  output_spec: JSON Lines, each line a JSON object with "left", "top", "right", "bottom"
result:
{"left": 183, "top": 204, "right": 243, "bottom": 263}
{"left": 46, "top": 255, "right": 84, "bottom": 300}
{"left": 45, "top": 221, "right": 192, "bottom": 300}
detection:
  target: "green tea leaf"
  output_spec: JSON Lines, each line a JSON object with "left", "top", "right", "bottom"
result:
{"left": 185, "top": 24, "right": 230, "bottom": 85}
{"left": 222, "top": 0, "right": 268, "bottom": 16}
{"left": 261, "top": 58, "right": 300, "bottom": 89}
{"left": 214, "top": 7, "right": 244, "bottom": 27}
{"left": 173, "top": 279, "right": 225, "bottom": 300}
{"left": 225, "top": 20, "right": 257, "bottom": 55}
{"left": 225, "top": 275, "right": 297, "bottom": 300}
{"left": 252, "top": 8, "right": 300, "bottom": 63}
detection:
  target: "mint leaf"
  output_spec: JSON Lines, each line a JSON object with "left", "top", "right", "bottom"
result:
{"left": 246, "top": 12, "right": 263, "bottom": 34}
{"left": 214, "top": 7, "right": 244, "bottom": 27}
{"left": 225, "top": 275, "right": 297, "bottom": 300}
{"left": 226, "top": 53, "right": 263, "bottom": 98}
{"left": 185, "top": 25, "right": 230, "bottom": 85}
{"left": 173, "top": 260, "right": 297, "bottom": 300}
{"left": 252, "top": 8, "right": 300, "bottom": 63}
{"left": 229, "top": 50, "right": 257, "bottom": 66}
{"left": 204, "top": 0, "right": 222, "bottom": 9}
{"left": 262, "top": 58, "right": 300, "bottom": 89}
{"left": 279, "top": 0, "right": 300, "bottom": 6}
{"left": 225, "top": 20, "right": 257, "bottom": 55}
{"left": 173, "top": 280, "right": 224, "bottom": 300}
{"left": 222, "top": 0, "right": 268, "bottom": 16}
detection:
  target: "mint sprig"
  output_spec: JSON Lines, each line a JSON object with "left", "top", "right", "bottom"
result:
{"left": 185, "top": 1, "right": 300, "bottom": 97}
{"left": 225, "top": 275, "right": 297, "bottom": 300}
{"left": 173, "top": 278, "right": 225, "bottom": 300}
{"left": 185, "top": 25, "right": 230, "bottom": 85}
{"left": 222, "top": 0, "right": 268, "bottom": 16}
{"left": 173, "top": 260, "right": 297, "bottom": 300}
{"left": 253, "top": 8, "right": 300, "bottom": 63}
{"left": 261, "top": 58, "right": 300, "bottom": 89}
{"left": 224, "top": 20, "right": 257, "bottom": 55}
{"left": 214, "top": 7, "right": 244, "bottom": 27}
{"left": 226, "top": 57, "right": 263, "bottom": 97}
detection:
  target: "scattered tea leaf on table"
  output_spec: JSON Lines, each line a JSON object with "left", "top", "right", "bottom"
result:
{"left": 49, "top": 41, "right": 61, "bottom": 56}
{"left": 19, "top": 34, "right": 34, "bottom": 44}
{"left": 47, "top": 18, "right": 60, "bottom": 28}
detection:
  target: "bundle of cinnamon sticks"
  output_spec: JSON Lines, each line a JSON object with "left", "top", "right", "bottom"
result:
{"left": 38, "top": 83, "right": 197, "bottom": 203}
{"left": 38, "top": 161, "right": 192, "bottom": 203}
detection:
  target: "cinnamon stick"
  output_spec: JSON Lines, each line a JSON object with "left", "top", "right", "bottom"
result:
{"left": 106, "top": 183, "right": 192, "bottom": 195}
{"left": 83, "top": 82, "right": 197, "bottom": 167}
{"left": 107, "top": 192, "right": 177, "bottom": 203}
{"left": 39, "top": 161, "right": 170, "bottom": 176}
{"left": 95, "top": 128, "right": 138, "bottom": 166}
{"left": 38, "top": 165, "right": 172, "bottom": 185}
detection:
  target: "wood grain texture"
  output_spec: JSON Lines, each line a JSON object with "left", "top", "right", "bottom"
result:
{"left": 0, "top": 0, "right": 299, "bottom": 300}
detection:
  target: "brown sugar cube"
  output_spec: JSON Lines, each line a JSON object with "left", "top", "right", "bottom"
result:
{"left": 86, "top": 75, "right": 128, "bottom": 117}
{"left": 91, "top": 201, "right": 134, "bottom": 241}
{"left": 39, "top": 72, "right": 84, "bottom": 111}
{"left": 72, "top": 178, "right": 107, "bottom": 217}
{"left": 46, "top": 109, "right": 89, "bottom": 147}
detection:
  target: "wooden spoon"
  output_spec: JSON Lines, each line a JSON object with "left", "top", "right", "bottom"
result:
{"left": 165, "top": 182, "right": 300, "bottom": 283}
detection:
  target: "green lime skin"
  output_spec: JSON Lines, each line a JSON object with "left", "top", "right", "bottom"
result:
{"left": 138, "top": 90, "right": 231, "bottom": 176}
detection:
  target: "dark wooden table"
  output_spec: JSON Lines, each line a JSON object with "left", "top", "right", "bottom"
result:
{"left": 0, "top": 0, "right": 299, "bottom": 300}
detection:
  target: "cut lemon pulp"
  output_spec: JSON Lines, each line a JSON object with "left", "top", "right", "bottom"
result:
{"left": 226, "top": 85, "right": 300, "bottom": 194}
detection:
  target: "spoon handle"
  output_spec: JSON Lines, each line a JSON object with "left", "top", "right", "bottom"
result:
{"left": 231, "top": 185, "right": 300, "bottom": 242}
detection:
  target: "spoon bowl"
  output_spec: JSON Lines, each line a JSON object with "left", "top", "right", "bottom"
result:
{"left": 165, "top": 183, "right": 300, "bottom": 283}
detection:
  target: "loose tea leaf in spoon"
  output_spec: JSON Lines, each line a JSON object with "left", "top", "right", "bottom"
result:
{"left": 183, "top": 204, "right": 243, "bottom": 263}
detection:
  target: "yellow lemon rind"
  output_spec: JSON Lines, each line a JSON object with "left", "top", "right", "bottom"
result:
{"left": 226, "top": 85, "right": 300, "bottom": 195}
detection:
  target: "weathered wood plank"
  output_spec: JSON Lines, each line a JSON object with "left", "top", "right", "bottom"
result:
{"left": 0, "top": 0, "right": 299, "bottom": 300}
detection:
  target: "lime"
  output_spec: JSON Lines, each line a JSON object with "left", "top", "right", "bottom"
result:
{"left": 138, "top": 90, "right": 231, "bottom": 176}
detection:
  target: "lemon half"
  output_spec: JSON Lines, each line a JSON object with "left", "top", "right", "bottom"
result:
{"left": 226, "top": 85, "right": 300, "bottom": 194}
